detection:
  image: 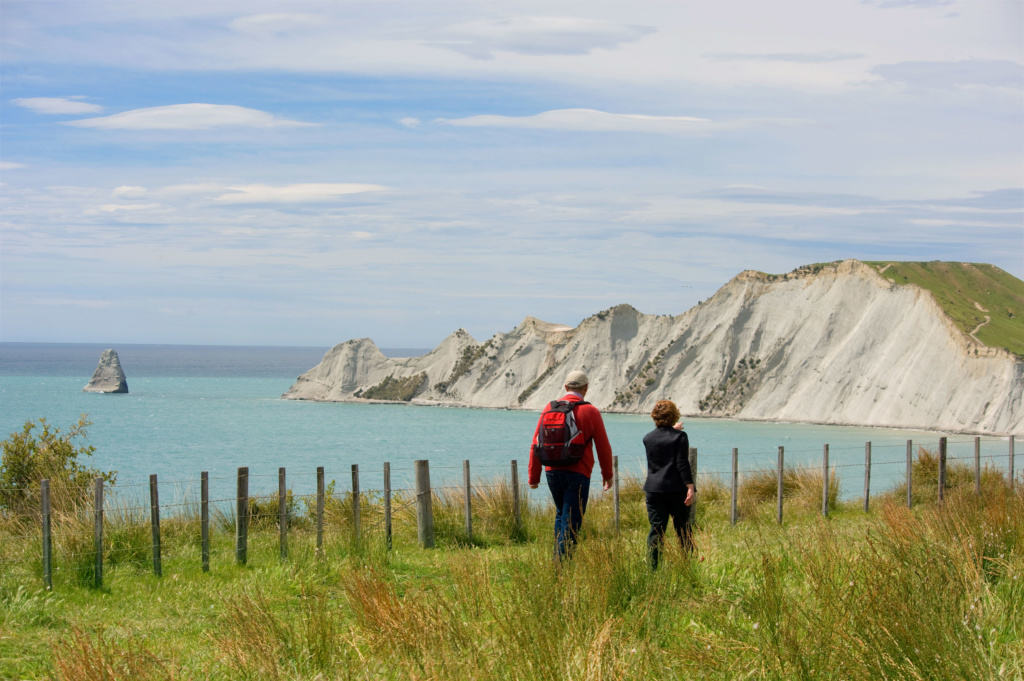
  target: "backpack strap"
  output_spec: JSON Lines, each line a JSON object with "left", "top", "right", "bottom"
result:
{"left": 550, "top": 400, "right": 589, "bottom": 409}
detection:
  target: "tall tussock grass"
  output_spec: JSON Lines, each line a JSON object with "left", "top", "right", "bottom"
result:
{"left": 335, "top": 488, "right": 1022, "bottom": 680}
{"left": 215, "top": 584, "right": 350, "bottom": 680}
{"left": 5, "top": 467, "right": 1022, "bottom": 680}
{"left": 844, "top": 491, "right": 1022, "bottom": 679}
{"left": 338, "top": 538, "right": 682, "bottom": 680}
{"left": 50, "top": 508, "right": 102, "bottom": 587}
{"left": 738, "top": 466, "right": 839, "bottom": 518}
{"left": 388, "top": 477, "right": 544, "bottom": 547}
{"left": 247, "top": 489, "right": 304, "bottom": 531}
{"left": 320, "top": 485, "right": 382, "bottom": 534}
{"left": 720, "top": 490, "right": 1024, "bottom": 680}
{"left": 48, "top": 497, "right": 176, "bottom": 586}
{"left": 52, "top": 626, "right": 176, "bottom": 681}
{"left": 889, "top": 446, "right": 1010, "bottom": 506}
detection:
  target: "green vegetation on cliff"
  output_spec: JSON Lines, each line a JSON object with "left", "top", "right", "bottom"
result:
{"left": 356, "top": 372, "right": 427, "bottom": 401}
{"left": 865, "top": 261, "right": 1024, "bottom": 356}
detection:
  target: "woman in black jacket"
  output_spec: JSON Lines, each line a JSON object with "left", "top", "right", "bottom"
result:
{"left": 642, "top": 400, "right": 695, "bottom": 568}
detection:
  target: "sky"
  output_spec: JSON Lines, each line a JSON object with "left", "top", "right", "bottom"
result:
{"left": 1, "top": 0, "right": 1022, "bottom": 349}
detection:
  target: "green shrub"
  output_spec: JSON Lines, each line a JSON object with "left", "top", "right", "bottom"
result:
{"left": 0, "top": 417, "right": 115, "bottom": 517}
{"left": 247, "top": 489, "right": 300, "bottom": 531}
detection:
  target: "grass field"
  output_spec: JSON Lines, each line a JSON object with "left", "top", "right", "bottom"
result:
{"left": 863, "top": 261, "right": 1024, "bottom": 357}
{"left": 1, "top": 460, "right": 1022, "bottom": 680}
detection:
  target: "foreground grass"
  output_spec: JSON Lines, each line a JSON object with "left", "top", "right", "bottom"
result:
{"left": 1, "top": 474, "right": 1022, "bottom": 680}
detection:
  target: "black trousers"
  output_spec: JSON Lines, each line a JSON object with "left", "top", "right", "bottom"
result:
{"left": 645, "top": 491, "right": 693, "bottom": 568}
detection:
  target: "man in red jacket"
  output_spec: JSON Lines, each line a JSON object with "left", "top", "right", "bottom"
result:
{"left": 528, "top": 369, "right": 614, "bottom": 559}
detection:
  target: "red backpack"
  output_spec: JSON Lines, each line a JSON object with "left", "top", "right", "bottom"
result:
{"left": 533, "top": 400, "right": 590, "bottom": 467}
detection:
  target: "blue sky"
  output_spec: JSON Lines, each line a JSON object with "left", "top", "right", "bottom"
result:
{"left": 1, "top": 0, "right": 1022, "bottom": 348}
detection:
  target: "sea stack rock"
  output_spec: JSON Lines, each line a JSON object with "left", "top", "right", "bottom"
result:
{"left": 83, "top": 349, "right": 129, "bottom": 394}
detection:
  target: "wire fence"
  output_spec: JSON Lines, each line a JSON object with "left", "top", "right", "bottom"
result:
{"left": 1, "top": 434, "right": 1016, "bottom": 588}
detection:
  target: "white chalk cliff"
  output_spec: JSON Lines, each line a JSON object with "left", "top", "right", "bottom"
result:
{"left": 284, "top": 260, "right": 1023, "bottom": 435}
{"left": 83, "top": 348, "right": 129, "bottom": 394}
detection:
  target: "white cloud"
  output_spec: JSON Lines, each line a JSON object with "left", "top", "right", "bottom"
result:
{"left": 3, "top": 2, "right": 1023, "bottom": 347}
{"left": 872, "top": 59, "right": 1024, "bottom": 89}
{"left": 157, "top": 183, "right": 230, "bottom": 196}
{"left": 705, "top": 51, "right": 865, "bottom": 63}
{"left": 89, "top": 202, "right": 162, "bottom": 213}
{"left": 4, "top": 3, "right": 1015, "bottom": 95}
{"left": 112, "top": 185, "right": 148, "bottom": 197}
{"left": 12, "top": 96, "right": 103, "bottom": 114}
{"left": 30, "top": 297, "right": 113, "bottom": 309}
{"left": 229, "top": 13, "right": 323, "bottom": 36}
{"left": 922, "top": 204, "right": 1022, "bottom": 215}
{"left": 0, "top": 161, "right": 25, "bottom": 170}
{"left": 909, "top": 218, "right": 1018, "bottom": 229}
{"left": 432, "top": 16, "right": 655, "bottom": 60}
{"left": 65, "top": 103, "right": 315, "bottom": 130}
{"left": 620, "top": 197, "right": 877, "bottom": 224}
{"left": 861, "top": 0, "right": 954, "bottom": 8}
{"left": 436, "top": 108, "right": 789, "bottom": 135}
{"left": 214, "top": 183, "right": 388, "bottom": 203}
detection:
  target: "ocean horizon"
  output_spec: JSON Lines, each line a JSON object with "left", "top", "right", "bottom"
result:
{"left": 1, "top": 342, "right": 1014, "bottom": 509}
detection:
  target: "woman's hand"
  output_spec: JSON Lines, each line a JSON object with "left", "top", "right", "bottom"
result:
{"left": 684, "top": 484, "right": 695, "bottom": 506}
{"left": 673, "top": 421, "right": 684, "bottom": 431}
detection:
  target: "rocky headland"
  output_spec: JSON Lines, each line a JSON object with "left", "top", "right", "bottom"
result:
{"left": 283, "top": 260, "right": 1023, "bottom": 435}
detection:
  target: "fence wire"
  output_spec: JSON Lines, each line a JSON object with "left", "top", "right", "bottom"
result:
{"left": 6, "top": 434, "right": 1018, "bottom": 587}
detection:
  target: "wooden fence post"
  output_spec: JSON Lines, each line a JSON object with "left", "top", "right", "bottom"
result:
{"left": 613, "top": 455, "right": 620, "bottom": 535}
{"left": 278, "top": 467, "right": 287, "bottom": 561}
{"left": 150, "top": 474, "right": 162, "bottom": 577}
{"left": 1011, "top": 435, "right": 1016, "bottom": 491}
{"left": 864, "top": 441, "right": 871, "bottom": 513}
{"left": 822, "top": 444, "right": 830, "bottom": 518}
{"left": 316, "top": 466, "right": 324, "bottom": 556}
{"left": 41, "top": 479, "right": 52, "bottom": 590}
{"left": 93, "top": 477, "right": 103, "bottom": 588}
{"left": 384, "top": 462, "right": 392, "bottom": 551}
{"left": 352, "top": 464, "right": 361, "bottom": 541}
{"left": 463, "top": 459, "right": 472, "bottom": 541}
{"left": 938, "top": 437, "right": 947, "bottom": 503}
{"left": 974, "top": 437, "right": 981, "bottom": 496}
{"left": 415, "top": 460, "right": 434, "bottom": 548}
{"left": 511, "top": 460, "right": 521, "bottom": 535}
{"left": 201, "top": 471, "right": 209, "bottom": 573}
{"left": 236, "top": 467, "right": 248, "bottom": 565}
{"left": 906, "top": 440, "right": 913, "bottom": 508}
{"left": 730, "top": 448, "right": 738, "bottom": 526}
{"left": 776, "top": 446, "right": 784, "bottom": 525}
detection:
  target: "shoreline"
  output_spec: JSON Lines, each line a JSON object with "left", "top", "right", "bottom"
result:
{"left": 279, "top": 394, "right": 1022, "bottom": 438}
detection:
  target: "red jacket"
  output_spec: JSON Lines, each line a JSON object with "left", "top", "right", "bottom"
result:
{"left": 528, "top": 393, "right": 613, "bottom": 486}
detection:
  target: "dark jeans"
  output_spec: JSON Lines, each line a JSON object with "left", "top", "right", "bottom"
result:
{"left": 645, "top": 491, "right": 693, "bottom": 568}
{"left": 545, "top": 470, "right": 591, "bottom": 559}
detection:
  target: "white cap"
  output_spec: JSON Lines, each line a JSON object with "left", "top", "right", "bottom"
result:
{"left": 564, "top": 369, "right": 589, "bottom": 388}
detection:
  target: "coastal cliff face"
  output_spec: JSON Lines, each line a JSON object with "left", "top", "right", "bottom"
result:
{"left": 283, "top": 260, "right": 1024, "bottom": 435}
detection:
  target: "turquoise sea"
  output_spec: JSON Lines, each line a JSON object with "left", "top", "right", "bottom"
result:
{"left": 0, "top": 343, "right": 1014, "bottom": 508}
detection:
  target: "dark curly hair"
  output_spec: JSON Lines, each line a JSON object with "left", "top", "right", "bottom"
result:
{"left": 650, "top": 400, "right": 680, "bottom": 428}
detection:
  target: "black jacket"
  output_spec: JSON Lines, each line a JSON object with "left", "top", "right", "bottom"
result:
{"left": 642, "top": 426, "right": 694, "bottom": 494}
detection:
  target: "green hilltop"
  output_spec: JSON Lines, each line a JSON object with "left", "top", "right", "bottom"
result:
{"left": 863, "top": 261, "right": 1024, "bottom": 357}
